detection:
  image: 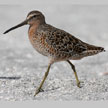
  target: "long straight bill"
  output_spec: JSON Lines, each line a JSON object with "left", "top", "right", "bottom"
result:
{"left": 3, "top": 20, "right": 27, "bottom": 34}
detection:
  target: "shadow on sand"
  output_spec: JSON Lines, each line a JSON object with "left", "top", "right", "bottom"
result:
{"left": 0, "top": 76, "right": 21, "bottom": 80}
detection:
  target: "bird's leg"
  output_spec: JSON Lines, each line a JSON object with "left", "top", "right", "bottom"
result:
{"left": 34, "top": 63, "right": 52, "bottom": 96}
{"left": 67, "top": 60, "right": 81, "bottom": 88}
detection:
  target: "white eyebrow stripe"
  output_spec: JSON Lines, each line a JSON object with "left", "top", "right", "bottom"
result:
{"left": 27, "top": 14, "right": 40, "bottom": 19}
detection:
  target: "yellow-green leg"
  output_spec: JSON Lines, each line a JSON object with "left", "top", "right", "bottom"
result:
{"left": 67, "top": 60, "right": 81, "bottom": 88}
{"left": 34, "top": 63, "right": 51, "bottom": 96}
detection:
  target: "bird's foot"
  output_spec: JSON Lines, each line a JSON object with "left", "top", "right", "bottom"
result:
{"left": 77, "top": 81, "right": 84, "bottom": 88}
{"left": 34, "top": 88, "right": 44, "bottom": 97}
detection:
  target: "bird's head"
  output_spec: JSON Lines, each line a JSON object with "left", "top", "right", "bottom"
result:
{"left": 3, "top": 10, "right": 45, "bottom": 34}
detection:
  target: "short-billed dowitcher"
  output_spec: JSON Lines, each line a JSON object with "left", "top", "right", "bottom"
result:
{"left": 4, "top": 10, "right": 105, "bottom": 96}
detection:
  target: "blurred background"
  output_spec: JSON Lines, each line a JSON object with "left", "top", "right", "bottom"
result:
{"left": 0, "top": 5, "right": 108, "bottom": 100}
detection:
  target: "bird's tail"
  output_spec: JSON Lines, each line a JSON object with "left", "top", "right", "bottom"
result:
{"left": 85, "top": 44, "right": 105, "bottom": 56}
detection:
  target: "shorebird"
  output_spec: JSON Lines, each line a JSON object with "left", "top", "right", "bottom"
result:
{"left": 4, "top": 10, "right": 105, "bottom": 96}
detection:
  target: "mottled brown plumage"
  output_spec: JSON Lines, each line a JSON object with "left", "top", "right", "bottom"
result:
{"left": 4, "top": 10, "right": 105, "bottom": 96}
{"left": 29, "top": 23, "right": 104, "bottom": 61}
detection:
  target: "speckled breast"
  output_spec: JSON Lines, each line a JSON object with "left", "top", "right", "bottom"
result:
{"left": 28, "top": 25, "right": 55, "bottom": 58}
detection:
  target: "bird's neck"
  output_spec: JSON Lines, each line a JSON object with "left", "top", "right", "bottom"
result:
{"left": 28, "top": 24, "right": 39, "bottom": 37}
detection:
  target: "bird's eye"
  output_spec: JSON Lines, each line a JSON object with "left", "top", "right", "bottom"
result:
{"left": 32, "top": 15, "right": 36, "bottom": 18}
